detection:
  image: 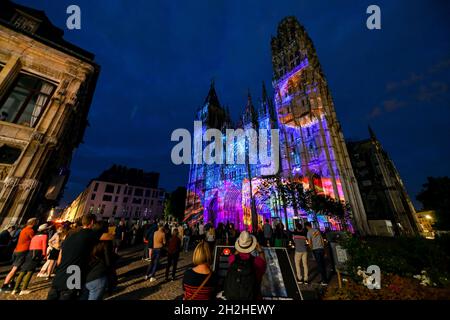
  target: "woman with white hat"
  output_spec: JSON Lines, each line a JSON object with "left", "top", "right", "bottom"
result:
{"left": 223, "top": 231, "right": 267, "bottom": 300}
{"left": 11, "top": 224, "right": 49, "bottom": 295}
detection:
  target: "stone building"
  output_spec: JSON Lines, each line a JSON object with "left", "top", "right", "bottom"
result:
{"left": 347, "top": 127, "right": 421, "bottom": 236}
{"left": 185, "top": 17, "right": 371, "bottom": 234}
{"left": 0, "top": 1, "right": 100, "bottom": 227}
{"left": 61, "top": 165, "right": 166, "bottom": 224}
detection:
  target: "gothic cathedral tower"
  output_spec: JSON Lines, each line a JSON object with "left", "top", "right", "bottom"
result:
{"left": 271, "top": 17, "right": 371, "bottom": 234}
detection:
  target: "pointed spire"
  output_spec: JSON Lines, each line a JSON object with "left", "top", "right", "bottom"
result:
{"left": 204, "top": 78, "right": 220, "bottom": 107}
{"left": 368, "top": 125, "right": 377, "bottom": 141}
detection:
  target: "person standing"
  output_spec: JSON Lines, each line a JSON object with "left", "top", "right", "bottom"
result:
{"left": 263, "top": 219, "right": 273, "bottom": 247}
{"left": 292, "top": 223, "right": 309, "bottom": 284}
{"left": 224, "top": 231, "right": 266, "bottom": 300}
{"left": 47, "top": 214, "right": 101, "bottom": 300}
{"left": 206, "top": 226, "right": 216, "bottom": 253}
{"left": 114, "top": 220, "right": 126, "bottom": 254}
{"left": 145, "top": 222, "right": 166, "bottom": 282}
{"left": 0, "top": 218, "right": 37, "bottom": 293}
{"left": 165, "top": 229, "right": 181, "bottom": 281}
{"left": 182, "top": 241, "right": 217, "bottom": 300}
{"left": 11, "top": 224, "right": 49, "bottom": 295}
{"left": 37, "top": 225, "right": 68, "bottom": 279}
{"left": 305, "top": 222, "right": 327, "bottom": 285}
{"left": 183, "top": 225, "right": 192, "bottom": 253}
{"left": 198, "top": 221, "right": 205, "bottom": 241}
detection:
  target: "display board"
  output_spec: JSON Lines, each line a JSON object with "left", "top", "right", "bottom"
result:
{"left": 213, "top": 245, "right": 303, "bottom": 300}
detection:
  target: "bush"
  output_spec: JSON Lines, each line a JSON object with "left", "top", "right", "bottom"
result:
{"left": 340, "top": 235, "right": 450, "bottom": 287}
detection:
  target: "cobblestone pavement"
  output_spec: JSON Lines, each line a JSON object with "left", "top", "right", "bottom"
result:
{"left": 0, "top": 246, "right": 191, "bottom": 300}
{"left": 0, "top": 245, "right": 331, "bottom": 300}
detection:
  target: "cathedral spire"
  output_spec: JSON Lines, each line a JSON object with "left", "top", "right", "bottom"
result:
{"left": 368, "top": 125, "right": 377, "bottom": 141}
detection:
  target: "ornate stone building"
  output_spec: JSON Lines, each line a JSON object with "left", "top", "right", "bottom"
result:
{"left": 347, "top": 127, "right": 421, "bottom": 236}
{"left": 0, "top": 1, "right": 99, "bottom": 227}
{"left": 185, "top": 17, "right": 371, "bottom": 235}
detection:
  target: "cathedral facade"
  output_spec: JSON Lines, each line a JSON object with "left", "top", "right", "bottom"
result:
{"left": 184, "top": 17, "right": 370, "bottom": 234}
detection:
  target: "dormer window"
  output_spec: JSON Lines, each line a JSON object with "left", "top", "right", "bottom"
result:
{"left": 12, "top": 11, "right": 41, "bottom": 34}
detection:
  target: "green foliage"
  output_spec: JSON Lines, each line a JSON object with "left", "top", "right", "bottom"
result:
{"left": 163, "top": 186, "right": 187, "bottom": 222}
{"left": 417, "top": 176, "right": 450, "bottom": 230}
{"left": 341, "top": 235, "right": 450, "bottom": 287}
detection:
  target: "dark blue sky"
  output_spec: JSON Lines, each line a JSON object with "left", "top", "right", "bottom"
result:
{"left": 15, "top": 0, "right": 450, "bottom": 208}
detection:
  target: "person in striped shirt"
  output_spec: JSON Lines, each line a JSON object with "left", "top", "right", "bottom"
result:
{"left": 182, "top": 241, "right": 218, "bottom": 300}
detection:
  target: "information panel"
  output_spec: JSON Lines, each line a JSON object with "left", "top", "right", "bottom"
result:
{"left": 213, "top": 246, "right": 303, "bottom": 300}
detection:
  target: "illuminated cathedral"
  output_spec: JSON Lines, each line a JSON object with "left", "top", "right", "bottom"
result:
{"left": 184, "top": 17, "right": 371, "bottom": 235}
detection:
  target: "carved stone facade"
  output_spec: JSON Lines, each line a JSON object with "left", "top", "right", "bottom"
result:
{"left": 0, "top": 1, "right": 99, "bottom": 227}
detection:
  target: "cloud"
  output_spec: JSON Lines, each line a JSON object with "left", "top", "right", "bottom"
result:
{"left": 386, "top": 73, "right": 423, "bottom": 92}
{"left": 416, "top": 82, "right": 449, "bottom": 102}
{"left": 368, "top": 99, "right": 406, "bottom": 119}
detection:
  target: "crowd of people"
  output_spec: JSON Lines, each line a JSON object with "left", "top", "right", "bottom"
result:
{"left": 0, "top": 215, "right": 331, "bottom": 300}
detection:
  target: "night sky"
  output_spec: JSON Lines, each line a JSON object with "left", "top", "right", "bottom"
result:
{"left": 14, "top": 0, "right": 450, "bottom": 208}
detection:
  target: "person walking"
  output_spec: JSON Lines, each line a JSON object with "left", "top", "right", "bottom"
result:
{"left": 145, "top": 222, "right": 166, "bottom": 282}
{"left": 182, "top": 241, "right": 217, "bottom": 300}
{"left": 263, "top": 219, "right": 273, "bottom": 247}
{"left": 198, "top": 221, "right": 205, "bottom": 241}
{"left": 165, "top": 229, "right": 181, "bottom": 281}
{"left": 305, "top": 222, "right": 328, "bottom": 285}
{"left": 292, "top": 223, "right": 309, "bottom": 284}
{"left": 0, "top": 218, "right": 37, "bottom": 293}
{"left": 11, "top": 224, "right": 49, "bottom": 295}
{"left": 143, "top": 220, "right": 157, "bottom": 261}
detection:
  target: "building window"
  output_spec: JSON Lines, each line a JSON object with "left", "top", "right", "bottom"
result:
{"left": 112, "top": 206, "right": 117, "bottom": 216}
{"left": 102, "top": 195, "right": 112, "bottom": 202}
{"left": 114, "top": 196, "right": 118, "bottom": 202}
{"left": 117, "top": 186, "right": 121, "bottom": 194}
{"left": 91, "top": 193, "right": 96, "bottom": 200}
{"left": 132, "top": 198, "right": 142, "bottom": 205}
{"left": 134, "top": 188, "right": 143, "bottom": 197}
{"left": 12, "top": 12, "right": 41, "bottom": 33}
{"left": 145, "top": 189, "right": 150, "bottom": 198}
{"left": 105, "top": 184, "right": 115, "bottom": 193}
{"left": 0, "top": 73, "right": 56, "bottom": 127}
{"left": 128, "top": 187, "right": 133, "bottom": 195}
{"left": 100, "top": 204, "right": 105, "bottom": 215}
{"left": 93, "top": 183, "right": 99, "bottom": 192}
{"left": 123, "top": 197, "right": 128, "bottom": 203}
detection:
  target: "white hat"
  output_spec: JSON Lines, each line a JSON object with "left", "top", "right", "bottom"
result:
{"left": 235, "top": 231, "right": 257, "bottom": 254}
{"left": 37, "top": 223, "right": 49, "bottom": 232}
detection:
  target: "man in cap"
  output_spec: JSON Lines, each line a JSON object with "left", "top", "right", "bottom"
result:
{"left": 0, "top": 218, "right": 38, "bottom": 292}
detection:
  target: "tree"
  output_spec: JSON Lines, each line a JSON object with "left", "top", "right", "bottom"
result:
{"left": 163, "top": 186, "right": 187, "bottom": 222}
{"left": 417, "top": 177, "right": 450, "bottom": 230}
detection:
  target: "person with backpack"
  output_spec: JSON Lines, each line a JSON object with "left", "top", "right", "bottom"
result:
{"left": 223, "top": 231, "right": 266, "bottom": 300}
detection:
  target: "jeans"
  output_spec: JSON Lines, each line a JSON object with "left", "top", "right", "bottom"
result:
{"left": 312, "top": 248, "right": 327, "bottom": 283}
{"left": 146, "top": 248, "right": 161, "bottom": 277}
{"left": 165, "top": 252, "right": 179, "bottom": 279}
{"left": 294, "top": 252, "right": 309, "bottom": 282}
{"left": 84, "top": 276, "right": 108, "bottom": 300}
{"left": 183, "top": 236, "right": 190, "bottom": 252}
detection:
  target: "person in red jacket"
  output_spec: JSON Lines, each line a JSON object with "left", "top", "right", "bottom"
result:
{"left": 12, "top": 224, "right": 49, "bottom": 295}
{"left": 165, "top": 229, "right": 181, "bottom": 281}
{"left": 0, "top": 218, "right": 37, "bottom": 293}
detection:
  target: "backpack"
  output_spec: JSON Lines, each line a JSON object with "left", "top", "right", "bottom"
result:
{"left": 223, "top": 254, "right": 258, "bottom": 300}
